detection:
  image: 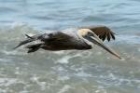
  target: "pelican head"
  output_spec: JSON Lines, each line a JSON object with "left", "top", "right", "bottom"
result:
{"left": 78, "top": 29, "right": 121, "bottom": 59}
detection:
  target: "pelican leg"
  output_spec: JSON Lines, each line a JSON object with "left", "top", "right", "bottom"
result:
{"left": 26, "top": 43, "right": 43, "bottom": 53}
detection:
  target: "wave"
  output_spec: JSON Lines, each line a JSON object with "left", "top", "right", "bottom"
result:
{"left": 0, "top": 24, "right": 139, "bottom": 43}
{"left": 0, "top": 24, "right": 139, "bottom": 62}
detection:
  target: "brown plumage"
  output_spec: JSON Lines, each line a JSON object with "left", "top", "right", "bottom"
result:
{"left": 80, "top": 26, "right": 115, "bottom": 41}
{"left": 14, "top": 26, "right": 121, "bottom": 59}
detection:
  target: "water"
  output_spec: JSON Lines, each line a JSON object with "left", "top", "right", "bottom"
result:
{"left": 0, "top": 0, "right": 140, "bottom": 93}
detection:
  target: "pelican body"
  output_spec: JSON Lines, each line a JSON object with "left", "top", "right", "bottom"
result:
{"left": 14, "top": 26, "right": 121, "bottom": 59}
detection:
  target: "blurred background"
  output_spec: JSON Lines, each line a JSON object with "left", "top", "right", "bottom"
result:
{"left": 0, "top": 0, "right": 140, "bottom": 93}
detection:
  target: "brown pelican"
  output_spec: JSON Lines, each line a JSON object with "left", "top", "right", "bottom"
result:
{"left": 14, "top": 26, "right": 121, "bottom": 59}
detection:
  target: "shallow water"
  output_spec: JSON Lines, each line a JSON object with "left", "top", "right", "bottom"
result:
{"left": 0, "top": 0, "right": 140, "bottom": 93}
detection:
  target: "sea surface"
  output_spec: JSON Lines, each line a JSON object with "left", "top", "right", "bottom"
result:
{"left": 0, "top": 0, "right": 140, "bottom": 93}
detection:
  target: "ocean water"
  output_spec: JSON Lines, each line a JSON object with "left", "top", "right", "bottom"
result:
{"left": 0, "top": 0, "right": 140, "bottom": 93}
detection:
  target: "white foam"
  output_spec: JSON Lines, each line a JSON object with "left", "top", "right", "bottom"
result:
{"left": 30, "top": 75, "right": 46, "bottom": 91}
{"left": 56, "top": 55, "right": 72, "bottom": 64}
{"left": 57, "top": 85, "right": 71, "bottom": 93}
{"left": 53, "top": 51, "right": 65, "bottom": 54}
{"left": 0, "top": 58, "right": 11, "bottom": 62}
{"left": 0, "top": 89, "right": 7, "bottom": 93}
{"left": 0, "top": 78, "right": 22, "bottom": 87}
{"left": 11, "top": 22, "right": 27, "bottom": 29}
{"left": 96, "top": 86, "right": 107, "bottom": 93}
{"left": 75, "top": 71, "right": 92, "bottom": 78}
{"left": 138, "top": 48, "right": 140, "bottom": 52}
{"left": 58, "top": 76, "right": 70, "bottom": 81}
{"left": 2, "top": 50, "right": 27, "bottom": 56}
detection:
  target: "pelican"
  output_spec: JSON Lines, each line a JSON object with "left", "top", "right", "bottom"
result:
{"left": 14, "top": 26, "right": 121, "bottom": 59}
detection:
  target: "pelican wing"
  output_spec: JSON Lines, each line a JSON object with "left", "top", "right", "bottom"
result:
{"left": 42, "top": 32, "right": 78, "bottom": 50}
{"left": 46, "top": 32, "right": 73, "bottom": 44}
{"left": 14, "top": 34, "right": 42, "bottom": 49}
{"left": 14, "top": 32, "right": 73, "bottom": 49}
{"left": 81, "top": 26, "right": 115, "bottom": 41}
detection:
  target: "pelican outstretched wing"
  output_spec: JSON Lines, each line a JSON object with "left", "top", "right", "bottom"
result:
{"left": 14, "top": 32, "right": 73, "bottom": 49}
{"left": 47, "top": 32, "right": 73, "bottom": 43}
{"left": 80, "top": 26, "right": 115, "bottom": 41}
{"left": 13, "top": 34, "right": 41, "bottom": 49}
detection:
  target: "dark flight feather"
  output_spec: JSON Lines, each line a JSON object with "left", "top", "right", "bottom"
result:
{"left": 81, "top": 26, "right": 115, "bottom": 41}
